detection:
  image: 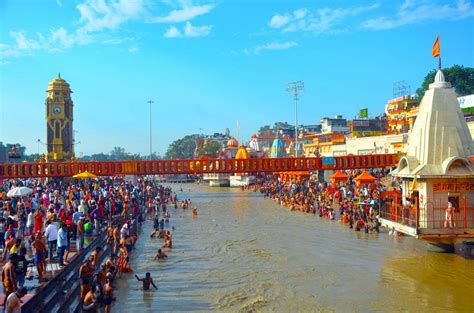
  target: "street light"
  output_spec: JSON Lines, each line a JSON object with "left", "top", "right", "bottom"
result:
{"left": 286, "top": 81, "right": 304, "bottom": 157}
{"left": 147, "top": 100, "right": 154, "bottom": 160}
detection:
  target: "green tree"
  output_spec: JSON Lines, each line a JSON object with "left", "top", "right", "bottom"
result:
{"left": 89, "top": 153, "right": 110, "bottom": 161}
{"left": 165, "top": 134, "right": 199, "bottom": 159}
{"left": 272, "top": 122, "right": 293, "bottom": 131}
{"left": 416, "top": 65, "right": 474, "bottom": 99}
{"left": 110, "top": 146, "right": 128, "bottom": 160}
{"left": 196, "top": 141, "right": 221, "bottom": 158}
{"left": 258, "top": 125, "right": 272, "bottom": 136}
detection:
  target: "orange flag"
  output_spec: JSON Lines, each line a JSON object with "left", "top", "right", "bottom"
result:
{"left": 432, "top": 35, "right": 440, "bottom": 57}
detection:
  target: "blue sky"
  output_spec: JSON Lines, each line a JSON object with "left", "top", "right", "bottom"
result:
{"left": 1, "top": 0, "right": 473, "bottom": 157}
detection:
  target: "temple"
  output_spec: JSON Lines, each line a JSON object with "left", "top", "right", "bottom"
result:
{"left": 270, "top": 132, "right": 286, "bottom": 158}
{"left": 379, "top": 69, "right": 474, "bottom": 253}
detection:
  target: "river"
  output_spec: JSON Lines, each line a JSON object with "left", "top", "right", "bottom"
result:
{"left": 112, "top": 183, "right": 473, "bottom": 312}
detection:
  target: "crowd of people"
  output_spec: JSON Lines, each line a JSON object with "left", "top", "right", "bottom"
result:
{"left": 255, "top": 169, "right": 401, "bottom": 233}
{"left": 0, "top": 176, "right": 180, "bottom": 312}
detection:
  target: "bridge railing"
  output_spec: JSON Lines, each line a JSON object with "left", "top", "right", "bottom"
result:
{"left": 0, "top": 154, "right": 399, "bottom": 179}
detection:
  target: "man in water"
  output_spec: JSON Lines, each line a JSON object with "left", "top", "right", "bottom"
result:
{"left": 154, "top": 249, "right": 167, "bottom": 260}
{"left": 135, "top": 272, "right": 158, "bottom": 290}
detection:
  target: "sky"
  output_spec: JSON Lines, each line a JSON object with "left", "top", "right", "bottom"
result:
{"left": 0, "top": 0, "right": 473, "bottom": 157}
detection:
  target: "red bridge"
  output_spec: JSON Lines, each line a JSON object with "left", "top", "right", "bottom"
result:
{"left": 0, "top": 154, "right": 399, "bottom": 179}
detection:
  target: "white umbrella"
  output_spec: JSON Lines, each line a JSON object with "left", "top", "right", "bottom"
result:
{"left": 7, "top": 186, "right": 34, "bottom": 198}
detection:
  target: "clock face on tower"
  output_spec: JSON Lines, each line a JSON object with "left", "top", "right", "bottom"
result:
{"left": 53, "top": 106, "right": 61, "bottom": 114}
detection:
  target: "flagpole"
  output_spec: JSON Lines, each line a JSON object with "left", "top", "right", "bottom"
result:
{"left": 438, "top": 55, "right": 441, "bottom": 70}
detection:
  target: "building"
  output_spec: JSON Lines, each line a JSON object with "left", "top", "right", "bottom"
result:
{"left": 303, "top": 132, "right": 345, "bottom": 157}
{"left": 320, "top": 115, "right": 349, "bottom": 133}
{"left": 332, "top": 133, "right": 408, "bottom": 156}
{"left": 0, "top": 145, "right": 6, "bottom": 163}
{"left": 347, "top": 118, "right": 386, "bottom": 138}
{"left": 383, "top": 70, "right": 474, "bottom": 254}
{"left": 45, "top": 74, "right": 75, "bottom": 161}
{"left": 301, "top": 124, "right": 322, "bottom": 134}
{"left": 385, "top": 95, "right": 419, "bottom": 134}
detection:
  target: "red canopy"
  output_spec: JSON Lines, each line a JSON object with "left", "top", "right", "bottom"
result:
{"left": 330, "top": 171, "right": 348, "bottom": 184}
{"left": 354, "top": 171, "right": 376, "bottom": 185}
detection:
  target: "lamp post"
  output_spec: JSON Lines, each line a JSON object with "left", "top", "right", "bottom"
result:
{"left": 286, "top": 81, "right": 304, "bottom": 157}
{"left": 148, "top": 100, "right": 154, "bottom": 160}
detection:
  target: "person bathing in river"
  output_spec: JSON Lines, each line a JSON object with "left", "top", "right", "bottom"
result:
{"left": 155, "top": 249, "right": 168, "bottom": 260}
{"left": 163, "top": 231, "right": 172, "bottom": 248}
{"left": 135, "top": 273, "right": 158, "bottom": 290}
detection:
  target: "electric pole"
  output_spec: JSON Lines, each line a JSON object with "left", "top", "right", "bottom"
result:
{"left": 286, "top": 81, "right": 304, "bottom": 157}
{"left": 148, "top": 100, "right": 154, "bottom": 160}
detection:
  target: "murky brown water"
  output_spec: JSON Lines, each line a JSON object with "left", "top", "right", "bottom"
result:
{"left": 113, "top": 184, "right": 474, "bottom": 312}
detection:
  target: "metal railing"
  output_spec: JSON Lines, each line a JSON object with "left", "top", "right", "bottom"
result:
{"left": 379, "top": 196, "right": 474, "bottom": 231}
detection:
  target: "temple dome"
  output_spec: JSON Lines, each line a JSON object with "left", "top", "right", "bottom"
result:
{"left": 235, "top": 145, "right": 249, "bottom": 159}
{"left": 394, "top": 69, "right": 474, "bottom": 178}
{"left": 270, "top": 134, "right": 286, "bottom": 158}
{"left": 227, "top": 137, "right": 238, "bottom": 148}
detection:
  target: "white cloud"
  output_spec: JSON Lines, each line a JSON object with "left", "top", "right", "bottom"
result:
{"left": 269, "top": 14, "right": 291, "bottom": 28}
{"left": 183, "top": 21, "right": 212, "bottom": 37}
{"left": 362, "top": 0, "right": 474, "bottom": 30}
{"left": 164, "top": 22, "right": 212, "bottom": 38}
{"left": 77, "top": 0, "right": 145, "bottom": 32}
{"left": 56, "top": 0, "right": 63, "bottom": 7}
{"left": 0, "top": 0, "right": 215, "bottom": 61}
{"left": 128, "top": 46, "right": 139, "bottom": 53}
{"left": 269, "top": 3, "right": 380, "bottom": 34}
{"left": 243, "top": 41, "right": 298, "bottom": 55}
{"left": 151, "top": 3, "right": 215, "bottom": 23}
{"left": 164, "top": 26, "right": 182, "bottom": 38}
{"left": 50, "top": 27, "right": 76, "bottom": 48}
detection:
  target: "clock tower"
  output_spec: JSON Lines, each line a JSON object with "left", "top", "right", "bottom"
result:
{"left": 45, "top": 73, "right": 74, "bottom": 161}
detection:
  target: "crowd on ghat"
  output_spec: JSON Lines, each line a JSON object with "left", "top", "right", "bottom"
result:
{"left": 0, "top": 176, "right": 181, "bottom": 312}
{"left": 256, "top": 169, "right": 402, "bottom": 233}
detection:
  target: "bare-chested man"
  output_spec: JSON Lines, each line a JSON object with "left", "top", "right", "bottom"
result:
{"left": 102, "top": 278, "right": 113, "bottom": 313}
{"left": 79, "top": 258, "right": 94, "bottom": 301}
{"left": 33, "top": 233, "right": 47, "bottom": 280}
{"left": 112, "top": 224, "right": 120, "bottom": 254}
{"left": 2, "top": 254, "right": 17, "bottom": 307}
{"left": 135, "top": 273, "right": 157, "bottom": 290}
{"left": 82, "top": 287, "right": 97, "bottom": 312}
{"left": 154, "top": 249, "right": 168, "bottom": 260}
{"left": 444, "top": 201, "right": 456, "bottom": 228}
{"left": 90, "top": 247, "right": 102, "bottom": 270}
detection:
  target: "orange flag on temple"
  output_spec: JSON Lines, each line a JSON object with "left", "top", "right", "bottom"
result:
{"left": 432, "top": 35, "right": 440, "bottom": 57}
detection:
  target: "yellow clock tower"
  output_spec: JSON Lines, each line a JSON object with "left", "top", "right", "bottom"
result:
{"left": 45, "top": 74, "right": 74, "bottom": 161}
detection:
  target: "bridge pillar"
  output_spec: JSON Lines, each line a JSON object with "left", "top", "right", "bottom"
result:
{"left": 317, "top": 170, "right": 324, "bottom": 183}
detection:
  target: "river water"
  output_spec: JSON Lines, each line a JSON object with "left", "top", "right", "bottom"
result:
{"left": 113, "top": 184, "right": 473, "bottom": 312}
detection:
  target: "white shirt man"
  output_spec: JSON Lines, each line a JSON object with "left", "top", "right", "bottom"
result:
{"left": 26, "top": 210, "right": 35, "bottom": 229}
{"left": 78, "top": 200, "right": 87, "bottom": 215}
{"left": 45, "top": 221, "right": 58, "bottom": 242}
